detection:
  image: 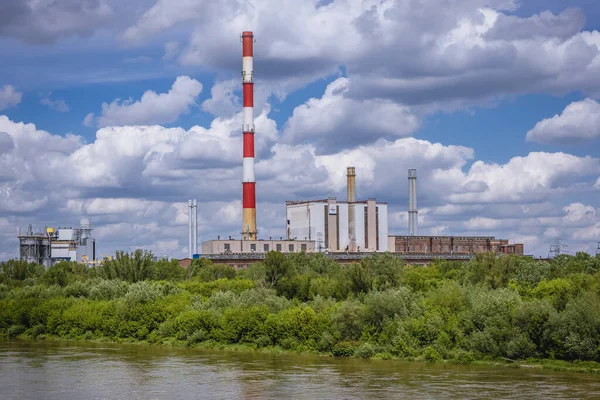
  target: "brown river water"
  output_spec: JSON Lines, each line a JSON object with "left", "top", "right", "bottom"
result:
{"left": 1, "top": 340, "right": 599, "bottom": 399}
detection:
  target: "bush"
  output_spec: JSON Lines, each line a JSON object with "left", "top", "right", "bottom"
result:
{"left": 332, "top": 341, "right": 357, "bottom": 357}
{"left": 355, "top": 342, "right": 376, "bottom": 358}
{"left": 7, "top": 324, "right": 26, "bottom": 338}
{"left": 423, "top": 346, "right": 443, "bottom": 362}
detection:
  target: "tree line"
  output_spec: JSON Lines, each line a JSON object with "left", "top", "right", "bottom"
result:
{"left": 1, "top": 250, "right": 599, "bottom": 366}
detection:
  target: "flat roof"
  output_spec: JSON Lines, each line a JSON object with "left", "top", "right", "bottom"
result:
{"left": 203, "top": 239, "right": 314, "bottom": 243}
{"left": 286, "top": 199, "right": 388, "bottom": 205}
{"left": 389, "top": 235, "right": 497, "bottom": 240}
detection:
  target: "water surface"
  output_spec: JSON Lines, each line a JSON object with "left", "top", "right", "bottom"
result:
{"left": 1, "top": 340, "right": 599, "bottom": 399}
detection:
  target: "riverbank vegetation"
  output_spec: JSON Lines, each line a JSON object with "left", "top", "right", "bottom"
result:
{"left": 1, "top": 251, "right": 600, "bottom": 371}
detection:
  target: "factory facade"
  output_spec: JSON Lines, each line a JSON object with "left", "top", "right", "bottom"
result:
{"left": 18, "top": 219, "right": 96, "bottom": 268}
{"left": 285, "top": 198, "right": 388, "bottom": 253}
{"left": 388, "top": 236, "right": 524, "bottom": 256}
{"left": 202, "top": 238, "right": 315, "bottom": 254}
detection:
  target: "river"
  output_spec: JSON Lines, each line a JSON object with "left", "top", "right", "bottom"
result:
{"left": 1, "top": 340, "right": 599, "bottom": 399}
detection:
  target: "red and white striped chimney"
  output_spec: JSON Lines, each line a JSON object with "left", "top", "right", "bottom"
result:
{"left": 241, "top": 31, "right": 257, "bottom": 240}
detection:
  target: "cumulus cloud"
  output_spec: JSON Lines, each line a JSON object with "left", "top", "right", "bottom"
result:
{"left": 0, "top": 85, "right": 22, "bottom": 110}
{"left": 0, "top": 0, "right": 113, "bottom": 44}
{"left": 122, "top": 1, "right": 600, "bottom": 110}
{"left": 282, "top": 77, "right": 419, "bottom": 153}
{"left": 446, "top": 152, "right": 600, "bottom": 203}
{"left": 484, "top": 8, "right": 586, "bottom": 41}
{"left": 1, "top": 105, "right": 599, "bottom": 259}
{"left": 163, "top": 41, "right": 180, "bottom": 62}
{"left": 40, "top": 93, "right": 70, "bottom": 112}
{"left": 201, "top": 79, "right": 239, "bottom": 117}
{"left": 526, "top": 99, "right": 600, "bottom": 144}
{"left": 92, "top": 76, "right": 203, "bottom": 127}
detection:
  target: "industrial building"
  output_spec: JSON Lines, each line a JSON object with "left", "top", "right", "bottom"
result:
{"left": 388, "top": 236, "right": 524, "bottom": 256}
{"left": 285, "top": 198, "right": 388, "bottom": 252}
{"left": 202, "top": 238, "right": 315, "bottom": 254}
{"left": 18, "top": 218, "right": 96, "bottom": 267}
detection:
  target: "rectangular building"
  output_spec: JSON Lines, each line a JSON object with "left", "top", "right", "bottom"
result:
{"left": 202, "top": 239, "right": 315, "bottom": 255}
{"left": 388, "top": 235, "right": 524, "bottom": 255}
{"left": 285, "top": 198, "right": 388, "bottom": 252}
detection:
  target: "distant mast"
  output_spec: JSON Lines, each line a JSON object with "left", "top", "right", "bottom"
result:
{"left": 408, "top": 169, "right": 418, "bottom": 236}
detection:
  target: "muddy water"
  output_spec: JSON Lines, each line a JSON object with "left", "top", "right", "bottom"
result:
{"left": 1, "top": 340, "right": 599, "bottom": 399}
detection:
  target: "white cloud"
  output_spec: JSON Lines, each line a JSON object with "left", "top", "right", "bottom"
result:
{"left": 0, "top": 0, "right": 113, "bottom": 44}
{"left": 163, "top": 41, "right": 180, "bottom": 62}
{"left": 526, "top": 99, "right": 600, "bottom": 144}
{"left": 563, "top": 202, "right": 597, "bottom": 223}
{"left": 83, "top": 113, "right": 95, "bottom": 127}
{"left": 40, "top": 93, "right": 70, "bottom": 112}
{"left": 446, "top": 152, "right": 600, "bottom": 203}
{"left": 94, "top": 76, "right": 203, "bottom": 127}
{"left": 282, "top": 77, "right": 419, "bottom": 153}
{"left": 122, "top": 1, "right": 600, "bottom": 111}
{"left": 0, "top": 85, "right": 23, "bottom": 110}
{"left": 201, "top": 79, "right": 239, "bottom": 117}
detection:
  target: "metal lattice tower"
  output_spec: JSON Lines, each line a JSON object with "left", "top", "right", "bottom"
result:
{"left": 408, "top": 169, "right": 418, "bottom": 236}
{"left": 549, "top": 237, "right": 568, "bottom": 258}
{"left": 596, "top": 241, "right": 600, "bottom": 256}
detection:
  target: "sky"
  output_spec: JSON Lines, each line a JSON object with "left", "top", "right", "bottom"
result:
{"left": 1, "top": 0, "right": 600, "bottom": 259}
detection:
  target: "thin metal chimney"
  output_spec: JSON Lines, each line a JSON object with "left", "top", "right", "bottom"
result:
{"left": 408, "top": 169, "right": 418, "bottom": 236}
{"left": 347, "top": 167, "right": 357, "bottom": 252}
{"left": 193, "top": 199, "right": 198, "bottom": 255}
{"left": 188, "top": 200, "right": 193, "bottom": 258}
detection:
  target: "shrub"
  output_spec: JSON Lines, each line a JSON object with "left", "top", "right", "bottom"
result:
{"left": 332, "top": 341, "right": 357, "bottom": 357}
{"left": 423, "top": 346, "right": 443, "bottom": 362}
{"left": 124, "top": 281, "right": 163, "bottom": 306}
{"left": 7, "top": 324, "right": 26, "bottom": 338}
{"left": 355, "top": 342, "right": 376, "bottom": 358}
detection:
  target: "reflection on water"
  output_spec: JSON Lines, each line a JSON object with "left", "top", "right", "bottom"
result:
{"left": 1, "top": 340, "right": 599, "bottom": 400}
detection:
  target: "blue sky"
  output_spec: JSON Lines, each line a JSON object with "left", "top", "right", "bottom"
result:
{"left": 0, "top": 0, "right": 599, "bottom": 259}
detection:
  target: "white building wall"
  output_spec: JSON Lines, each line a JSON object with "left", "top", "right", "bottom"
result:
{"left": 355, "top": 204, "right": 365, "bottom": 251}
{"left": 286, "top": 200, "right": 387, "bottom": 253}
{"left": 309, "top": 203, "right": 326, "bottom": 251}
{"left": 378, "top": 204, "right": 389, "bottom": 251}
{"left": 287, "top": 204, "right": 311, "bottom": 240}
{"left": 337, "top": 203, "right": 349, "bottom": 251}
{"left": 57, "top": 229, "right": 74, "bottom": 241}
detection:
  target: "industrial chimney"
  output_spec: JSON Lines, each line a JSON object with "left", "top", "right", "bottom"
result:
{"left": 347, "top": 167, "right": 357, "bottom": 252}
{"left": 408, "top": 169, "right": 418, "bottom": 236}
{"left": 193, "top": 199, "right": 198, "bottom": 255}
{"left": 188, "top": 200, "right": 193, "bottom": 258}
{"left": 241, "top": 31, "right": 257, "bottom": 240}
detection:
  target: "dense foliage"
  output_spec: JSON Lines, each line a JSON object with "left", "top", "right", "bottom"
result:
{"left": 1, "top": 251, "right": 600, "bottom": 365}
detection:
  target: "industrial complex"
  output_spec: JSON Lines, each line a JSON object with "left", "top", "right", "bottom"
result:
{"left": 190, "top": 30, "right": 525, "bottom": 269}
{"left": 17, "top": 219, "right": 96, "bottom": 267}
{"left": 16, "top": 30, "right": 524, "bottom": 269}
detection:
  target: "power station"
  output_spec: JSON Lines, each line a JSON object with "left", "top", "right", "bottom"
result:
{"left": 13, "top": 30, "right": 526, "bottom": 268}
{"left": 17, "top": 219, "right": 96, "bottom": 267}
{"left": 190, "top": 30, "right": 525, "bottom": 269}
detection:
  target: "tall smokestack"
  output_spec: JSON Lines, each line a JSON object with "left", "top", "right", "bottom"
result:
{"left": 241, "top": 31, "right": 257, "bottom": 240}
{"left": 193, "top": 199, "right": 198, "bottom": 255}
{"left": 408, "top": 169, "right": 418, "bottom": 236}
{"left": 188, "top": 199, "right": 193, "bottom": 258}
{"left": 347, "top": 167, "right": 357, "bottom": 252}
